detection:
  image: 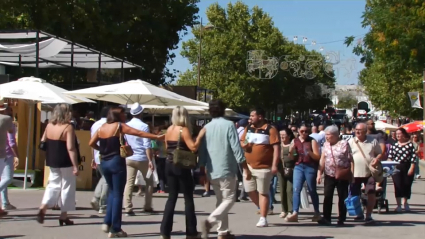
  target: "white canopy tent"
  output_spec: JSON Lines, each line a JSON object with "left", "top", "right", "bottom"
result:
{"left": 65, "top": 79, "right": 207, "bottom": 107}
{"left": 0, "top": 31, "right": 141, "bottom": 69}
{"left": 375, "top": 120, "right": 398, "bottom": 131}
{"left": 0, "top": 76, "right": 94, "bottom": 189}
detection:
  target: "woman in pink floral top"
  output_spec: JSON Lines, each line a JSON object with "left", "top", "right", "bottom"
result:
{"left": 317, "top": 125, "right": 354, "bottom": 225}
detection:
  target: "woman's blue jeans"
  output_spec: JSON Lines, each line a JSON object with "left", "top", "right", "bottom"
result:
{"left": 0, "top": 157, "right": 14, "bottom": 206}
{"left": 292, "top": 163, "right": 320, "bottom": 213}
{"left": 101, "top": 154, "right": 127, "bottom": 233}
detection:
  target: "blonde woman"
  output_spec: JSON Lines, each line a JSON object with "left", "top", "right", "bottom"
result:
{"left": 37, "top": 104, "right": 79, "bottom": 226}
{"left": 160, "top": 106, "right": 205, "bottom": 239}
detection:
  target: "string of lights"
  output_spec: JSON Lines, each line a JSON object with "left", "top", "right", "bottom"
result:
{"left": 287, "top": 34, "right": 366, "bottom": 51}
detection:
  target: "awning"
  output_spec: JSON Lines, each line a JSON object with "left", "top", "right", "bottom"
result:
{"left": 0, "top": 31, "right": 141, "bottom": 69}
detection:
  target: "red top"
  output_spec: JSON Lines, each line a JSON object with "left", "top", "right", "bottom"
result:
{"left": 293, "top": 137, "right": 318, "bottom": 166}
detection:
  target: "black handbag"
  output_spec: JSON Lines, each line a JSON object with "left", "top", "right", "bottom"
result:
{"left": 39, "top": 141, "right": 47, "bottom": 151}
{"left": 283, "top": 167, "right": 294, "bottom": 179}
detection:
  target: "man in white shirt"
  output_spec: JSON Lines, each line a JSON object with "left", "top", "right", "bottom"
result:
{"left": 90, "top": 106, "right": 109, "bottom": 214}
{"left": 124, "top": 103, "right": 154, "bottom": 216}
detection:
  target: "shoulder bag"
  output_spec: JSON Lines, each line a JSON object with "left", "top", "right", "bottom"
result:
{"left": 117, "top": 123, "right": 134, "bottom": 158}
{"left": 353, "top": 138, "right": 383, "bottom": 183}
{"left": 173, "top": 127, "right": 197, "bottom": 169}
{"left": 330, "top": 142, "right": 352, "bottom": 181}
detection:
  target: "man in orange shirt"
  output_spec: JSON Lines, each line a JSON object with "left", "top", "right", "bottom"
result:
{"left": 240, "top": 108, "right": 280, "bottom": 227}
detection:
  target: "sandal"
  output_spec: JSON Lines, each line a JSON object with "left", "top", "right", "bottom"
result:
{"left": 36, "top": 209, "right": 45, "bottom": 224}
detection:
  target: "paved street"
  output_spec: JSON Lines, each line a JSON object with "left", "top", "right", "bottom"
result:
{"left": 1, "top": 172, "right": 424, "bottom": 239}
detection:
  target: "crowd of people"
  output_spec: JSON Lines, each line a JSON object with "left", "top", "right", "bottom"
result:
{"left": 0, "top": 99, "right": 422, "bottom": 238}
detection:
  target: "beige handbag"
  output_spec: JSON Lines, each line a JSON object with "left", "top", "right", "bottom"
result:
{"left": 117, "top": 123, "right": 133, "bottom": 158}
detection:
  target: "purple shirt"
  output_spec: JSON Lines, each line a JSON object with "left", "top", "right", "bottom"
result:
{"left": 6, "top": 124, "right": 17, "bottom": 159}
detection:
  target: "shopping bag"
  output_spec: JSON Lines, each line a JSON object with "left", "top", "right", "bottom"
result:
{"left": 146, "top": 160, "right": 160, "bottom": 186}
{"left": 135, "top": 171, "right": 146, "bottom": 186}
{"left": 300, "top": 185, "right": 310, "bottom": 209}
{"left": 345, "top": 189, "right": 363, "bottom": 216}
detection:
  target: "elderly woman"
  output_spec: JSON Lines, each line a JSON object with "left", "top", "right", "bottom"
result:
{"left": 317, "top": 125, "right": 354, "bottom": 225}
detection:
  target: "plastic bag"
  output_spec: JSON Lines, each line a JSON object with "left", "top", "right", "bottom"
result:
{"left": 135, "top": 171, "right": 146, "bottom": 186}
{"left": 300, "top": 185, "right": 310, "bottom": 209}
{"left": 146, "top": 160, "right": 160, "bottom": 186}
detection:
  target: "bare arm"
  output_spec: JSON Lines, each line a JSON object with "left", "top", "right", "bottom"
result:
{"left": 66, "top": 127, "right": 79, "bottom": 168}
{"left": 309, "top": 140, "right": 321, "bottom": 160}
{"left": 181, "top": 127, "right": 205, "bottom": 151}
{"left": 272, "top": 144, "right": 280, "bottom": 168}
{"left": 318, "top": 150, "right": 325, "bottom": 173}
{"left": 121, "top": 123, "right": 163, "bottom": 140}
{"left": 89, "top": 130, "right": 100, "bottom": 151}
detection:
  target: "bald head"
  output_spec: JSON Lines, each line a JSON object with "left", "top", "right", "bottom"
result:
{"left": 312, "top": 126, "right": 318, "bottom": 133}
{"left": 318, "top": 125, "right": 324, "bottom": 132}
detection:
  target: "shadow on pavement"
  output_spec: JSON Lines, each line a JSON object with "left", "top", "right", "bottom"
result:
{"left": 0, "top": 235, "right": 25, "bottom": 239}
{"left": 236, "top": 236, "right": 333, "bottom": 239}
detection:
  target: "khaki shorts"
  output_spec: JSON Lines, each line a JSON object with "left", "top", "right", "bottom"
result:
{"left": 243, "top": 164, "right": 273, "bottom": 195}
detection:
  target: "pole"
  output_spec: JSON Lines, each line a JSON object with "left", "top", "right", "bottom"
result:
{"left": 35, "top": 31, "right": 39, "bottom": 77}
{"left": 23, "top": 104, "right": 33, "bottom": 190}
{"left": 422, "top": 69, "right": 425, "bottom": 163}
{"left": 197, "top": 18, "right": 202, "bottom": 100}
{"left": 71, "top": 43, "right": 74, "bottom": 89}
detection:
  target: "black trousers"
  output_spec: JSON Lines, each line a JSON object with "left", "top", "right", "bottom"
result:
{"left": 323, "top": 175, "right": 349, "bottom": 222}
{"left": 160, "top": 161, "right": 197, "bottom": 237}
{"left": 156, "top": 157, "right": 167, "bottom": 190}
{"left": 392, "top": 162, "right": 414, "bottom": 199}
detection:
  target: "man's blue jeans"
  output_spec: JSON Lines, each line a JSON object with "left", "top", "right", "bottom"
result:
{"left": 101, "top": 154, "right": 127, "bottom": 233}
{"left": 292, "top": 163, "right": 320, "bottom": 213}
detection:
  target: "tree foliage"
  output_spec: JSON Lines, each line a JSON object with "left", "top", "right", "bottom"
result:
{"left": 336, "top": 92, "right": 358, "bottom": 109}
{"left": 176, "top": 1, "right": 335, "bottom": 111}
{"left": 346, "top": 0, "right": 425, "bottom": 117}
{"left": 0, "top": 0, "right": 199, "bottom": 85}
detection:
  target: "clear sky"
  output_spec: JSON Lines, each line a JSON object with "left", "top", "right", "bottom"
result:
{"left": 168, "top": 0, "right": 368, "bottom": 85}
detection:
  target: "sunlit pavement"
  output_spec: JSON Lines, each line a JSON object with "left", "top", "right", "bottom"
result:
{"left": 1, "top": 165, "right": 424, "bottom": 239}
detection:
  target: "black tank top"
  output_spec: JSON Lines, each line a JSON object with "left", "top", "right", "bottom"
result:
{"left": 45, "top": 125, "right": 73, "bottom": 168}
{"left": 99, "top": 136, "right": 121, "bottom": 159}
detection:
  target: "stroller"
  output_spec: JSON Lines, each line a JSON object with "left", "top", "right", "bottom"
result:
{"left": 361, "top": 161, "right": 400, "bottom": 214}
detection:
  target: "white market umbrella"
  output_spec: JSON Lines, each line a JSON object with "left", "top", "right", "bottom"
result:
{"left": 65, "top": 79, "right": 206, "bottom": 107}
{"left": 375, "top": 120, "right": 398, "bottom": 131}
{"left": 0, "top": 76, "right": 94, "bottom": 189}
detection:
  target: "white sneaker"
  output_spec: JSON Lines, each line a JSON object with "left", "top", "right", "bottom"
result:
{"left": 99, "top": 208, "right": 106, "bottom": 214}
{"left": 404, "top": 203, "right": 411, "bottom": 212}
{"left": 256, "top": 217, "right": 268, "bottom": 227}
{"left": 2, "top": 204, "right": 16, "bottom": 210}
{"left": 416, "top": 175, "right": 421, "bottom": 179}
{"left": 395, "top": 206, "right": 402, "bottom": 213}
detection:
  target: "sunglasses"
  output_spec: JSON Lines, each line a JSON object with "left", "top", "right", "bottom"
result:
{"left": 299, "top": 130, "right": 308, "bottom": 134}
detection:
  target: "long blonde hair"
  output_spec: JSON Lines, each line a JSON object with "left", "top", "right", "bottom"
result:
{"left": 171, "top": 106, "right": 192, "bottom": 133}
{"left": 50, "top": 104, "right": 72, "bottom": 125}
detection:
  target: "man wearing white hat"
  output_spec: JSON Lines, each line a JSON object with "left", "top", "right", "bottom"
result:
{"left": 123, "top": 103, "right": 154, "bottom": 216}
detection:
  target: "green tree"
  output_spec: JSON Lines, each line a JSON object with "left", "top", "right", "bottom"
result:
{"left": 0, "top": 0, "right": 199, "bottom": 85}
{"left": 177, "top": 1, "right": 335, "bottom": 111}
{"left": 345, "top": 0, "right": 425, "bottom": 117}
{"left": 336, "top": 93, "right": 358, "bottom": 109}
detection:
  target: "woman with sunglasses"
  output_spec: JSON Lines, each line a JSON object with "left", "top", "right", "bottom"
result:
{"left": 285, "top": 125, "right": 321, "bottom": 222}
